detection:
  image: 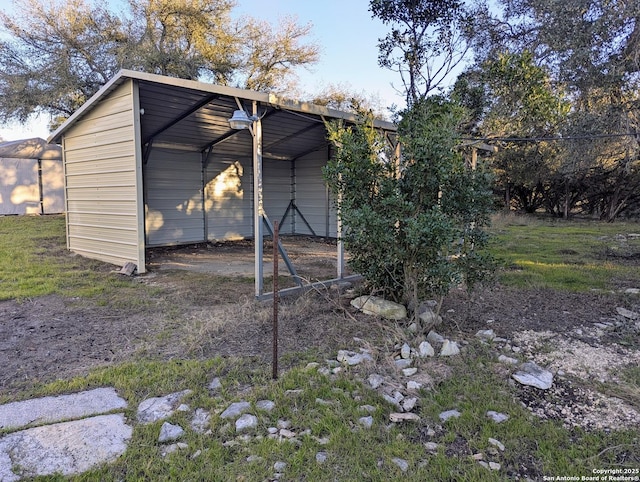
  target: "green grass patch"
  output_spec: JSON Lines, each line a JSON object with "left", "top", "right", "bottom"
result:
{"left": 488, "top": 217, "right": 640, "bottom": 291}
{"left": 0, "top": 215, "right": 139, "bottom": 301}
{"left": 10, "top": 351, "right": 638, "bottom": 481}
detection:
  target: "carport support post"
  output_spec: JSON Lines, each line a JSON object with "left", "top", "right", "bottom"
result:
{"left": 253, "top": 101, "right": 264, "bottom": 297}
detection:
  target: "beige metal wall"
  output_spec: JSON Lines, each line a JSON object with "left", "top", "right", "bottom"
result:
{"left": 63, "top": 80, "right": 145, "bottom": 271}
{"left": 145, "top": 148, "right": 204, "bottom": 246}
{"left": 295, "top": 151, "right": 337, "bottom": 237}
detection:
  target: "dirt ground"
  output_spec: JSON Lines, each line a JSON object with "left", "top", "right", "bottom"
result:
{"left": 1, "top": 237, "right": 639, "bottom": 433}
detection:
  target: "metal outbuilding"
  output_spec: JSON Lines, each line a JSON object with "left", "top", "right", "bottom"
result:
{"left": 48, "top": 70, "right": 397, "bottom": 297}
{"left": 0, "top": 137, "right": 64, "bottom": 215}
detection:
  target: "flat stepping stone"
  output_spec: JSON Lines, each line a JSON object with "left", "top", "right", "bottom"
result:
{"left": 0, "top": 387, "right": 127, "bottom": 431}
{"left": 0, "top": 414, "right": 132, "bottom": 481}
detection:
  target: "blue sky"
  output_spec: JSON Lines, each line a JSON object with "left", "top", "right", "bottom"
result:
{"left": 0, "top": 0, "right": 402, "bottom": 140}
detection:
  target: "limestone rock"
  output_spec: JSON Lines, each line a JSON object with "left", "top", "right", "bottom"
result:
{"left": 439, "top": 409, "right": 461, "bottom": 422}
{"left": 418, "top": 341, "right": 435, "bottom": 357}
{"left": 137, "top": 390, "right": 192, "bottom": 424}
{"left": 439, "top": 340, "right": 460, "bottom": 356}
{"left": 488, "top": 437, "right": 505, "bottom": 451}
{"left": 427, "top": 330, "right": 445, "bottom": 345}
{"left": 256, "top": 400, "right": 275, "bottom": 412}
{"left": 486, "top": 411, "right": 509, "bottom": 423}
{"left": 220, "top": 401, "right": 251, "bottom": 419}
{"left": 617, "top": 307, "right": 639, "bottom": 320}
{"left": 358, "top": 416, "right": 373, "bottom": 429}
{"left": 400, "top": 343, "right": 411, "bottom": 359}
{"left": 391, "top": 457, "right": 409, "bottom": 472}
{"left": 0, "top": 387, "right": 128, "bottom": 431}
{"left": 475, "top": 329, "right": 496, "bottom": 341}
{"left": 208, "top": 377, "right": 222, "bottom": 392}
{"left": 337, "top": 350, "right": 372, "bottom": 366}
{"left": 191, "top": 408, "right": 211, "bottom": 434}
{"left": 0, "top": 414, "right": 131, "bottom": 481}
{"left": 316, "top": 451, "right": 328, "bottom": 464}
{"left": 350, "top": 296, "right": 407, "bottom": 320}
{"left": 394, "top": 358, "right": 412, "bottom": 370}
{"left": 498, "top": 354, "right": 519, "bottom": 365}
{"left": 402, "top": 367, "right": 418, "bottom": 377}
{"left": 512, "top": 361, "right": 553, "bottom": 390}
{"left": 368, "top": 373, "right": 384, "bottom": 389}
{"left": 389, "top": 412, "right": 420, "bottom": 422}
{"left": 418, "top": 308, "right": 442, "bottom": 331}
{"left": 158, "top": 422, "right": 184, "bottom": 443}
{"left": 235, "top": 414, "right": 258, "bottom": 432}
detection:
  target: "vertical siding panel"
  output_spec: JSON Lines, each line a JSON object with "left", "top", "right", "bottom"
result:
{"left": 145, "top": 148, "right": 204, "bottom": 246}
{"left": 62, "top": 80, "right": 143, "bottom": 268}
{"left": 263, "top": 158, "right": 293, "bottom": 234}
{"left": 294, "top": 151, "right": 337, "bottom": 237}
{"left": 205, "top": 156, "right": 253, "bottom": 240}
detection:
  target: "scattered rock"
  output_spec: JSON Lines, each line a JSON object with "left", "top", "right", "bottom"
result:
{"left": 246, "top": 455, "right": 263, "bottom": 463}
{"left": 389, "top": 412, "right": 420, "bottom": 422}
{"left": 273, "top": 461, "right": 287, "bottom": 472}
{"left": 476, "top": 329, "right": 496, "bottom": 341}
{"left": 220, "top": 401, "right": 251, "bottom": 419}
{"left": 489, "top": 462, "right": 501, "bottom": 470}
{"left": 402, "top": 367, "right": 418, "bottom": 377}
{"left": 190, "top": 408, "right": 210, "bottom": 434}
{"left": 624, "top": 288, "right": 640, "bottom": 295}
{"left": 401, "top": 397, "right": 418, "bottom": 412}
{"left": 488, "top": 437, "right": 505, "bottom": 451}
{"left": 418, "top": 308, "right": 442, "bottom": 331}
{"left": 486, "top": 411, "right": 509, "bottom": 423}
{"left": 498, "top": 354, "right": 519, "bottom": 365}
{"left": 418, "top": 341, "right": 435, "bottom": 357}
{"left": 391, "top": 457, "right": 409, "bottom": 472}
{"left": 137, "top": 390, "right": 192, "bottom": 424}
{"left": 208, "top": 377, "right": 222, "bottom": 392}
{"left": 616, "top": 307, "right": 639, "bottom": 320}
{"left": 439, "top": 340, "right": 460, "bottom": 356}
{"left": 337, "top": 349, "right": 374, "bottom": 365}
{"left": 424, "top": 442, "right": 439, "bottom": 453}
{"left": 235, "top": 414, "right": 258, "bottom": 433}
{"left": 350, "top": 295, "right": 407, "bottom": 320}
{"left": 368, "top": 373, "right": 385, "bottom": 389}
{"left": 394, "top": 358, "right": 413, "bottom": 370}
{"left": 256, "top": 400, "right": 275, "bottom": 412}
{"left": 360, "top": 404, "right": 376, "bottom": 413}
{"left": 400, "top": 343, "right": 411, "bottom": 359}
{"left": 439, "top": 409, "right": 461, "bottom": 422}
{"left": 315, "top": 451, "right": 328, "bottom": 464}
{"left": 279, "top": 428, "right": 296, "bottom": 438}
{"left": 427, "top": 331, "right": 445, "bottom": 344}
{"left": 512, "top": 361, "right": 554, "bottom": 390}
{"left": 407, "top": 380, "right": 422, "bottom": 390}
{"left": 358, "top": 416, "right": 373, "bottom": 429}
{"left": 158, "top": 422, "right": 184, "bottom": 443}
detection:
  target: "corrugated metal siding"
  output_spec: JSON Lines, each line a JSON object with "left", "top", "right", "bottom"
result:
{"left": 294, "top": 151, "right": 337, "bottom": 237}
{"left": 205, "top": 156, "right": 253, "bottom": 240}
{"left": 263, "top": 158, "right": 293, "bottom": 234}
{"left": 63, "top": 81, "right": 142, "bottom": 268}
{"left": 41, "top": 159, "right": 64, "bottom": 213}
{"left": 145, "top": 148, "right": 204, "bottom": 246}
{"left": 0, "top": 158, "right": 39, "bottom": 214}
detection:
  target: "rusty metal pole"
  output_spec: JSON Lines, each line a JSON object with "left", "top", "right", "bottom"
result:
{"left": 272, "top": 221, "right": 279, "bottom": 379}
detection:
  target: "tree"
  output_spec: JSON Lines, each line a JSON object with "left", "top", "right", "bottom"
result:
{"left": 453, "top": 51, "right": 570, "bottom": 213}
{"left": 369, "top": 0, "right": 474, "bottom": 105}
{"left": 0, "top": 0, "right": 319, "bottom": 128}
{"left": 468, "top": 0, "right": 640, "bottom": 220}
{"left": 324, "top": 98, "right": 494, "bottom": 321}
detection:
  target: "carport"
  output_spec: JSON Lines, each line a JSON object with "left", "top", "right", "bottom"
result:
{"left": 48, "top": 70, "right": 397, "bottom": 297}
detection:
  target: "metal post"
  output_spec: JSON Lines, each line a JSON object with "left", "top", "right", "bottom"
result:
{"left": 253, "top": 102, "right": 264, "bottom": 297}
{"left": 272, "top": 220, "right": 279, "bottom": 379}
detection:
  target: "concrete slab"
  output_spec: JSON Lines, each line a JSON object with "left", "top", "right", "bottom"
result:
{"left": 0, "top": 413, "right": 132, "bottom": 481}
{"left": 0, "top": 387, "right": 127, "bottom": 431}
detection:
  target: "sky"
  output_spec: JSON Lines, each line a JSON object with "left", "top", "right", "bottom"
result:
{"left": 0, "top": 0, "right": 404, "bottom": 141}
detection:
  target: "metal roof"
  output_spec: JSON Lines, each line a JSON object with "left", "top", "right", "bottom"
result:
{"left": 49, "top": 70, "right": 396, "bottom": 162}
